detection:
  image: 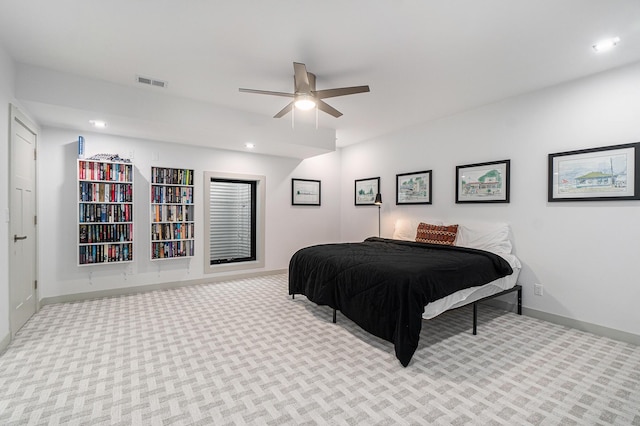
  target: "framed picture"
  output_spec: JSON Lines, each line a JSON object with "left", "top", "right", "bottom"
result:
{"left": 456, "top": 160, "right": 510, "bottom": 203}
{"left": 548, "top": 142, "right": 640, "bottom": 202}
{"left": 354, "top": 177, "right": 380, "bottom": 205}
{"left": 292, "top": 178, "right": 321, "bottom": 206}
{"left": 396, "top": 170, "right": 432, "bottom": 205}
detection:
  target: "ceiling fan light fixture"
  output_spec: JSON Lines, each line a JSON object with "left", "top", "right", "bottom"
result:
{"left": 239, "top": 62, "right": 369, "bottom": 118}
{"left": 294, "top": 96, "right": 316, "bottom": 111}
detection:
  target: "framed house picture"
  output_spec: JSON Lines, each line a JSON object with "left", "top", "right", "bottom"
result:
{"left": 548, "top": 142, "right": 639, "bottom": 202}
{"left": 292, "top": 178, "right": 321, "bottom": 206}
{"left": 354, "top": 177, "right": 380, "bottom": 205}
{"left": 396, "top": 170, "right": 432, "bottom": 205}
{"left": 456, "top": 160, "right": 510, "bottom": 203}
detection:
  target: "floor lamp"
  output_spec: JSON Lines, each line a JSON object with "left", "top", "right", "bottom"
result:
{"left": 374, "top": 193, "right": 382, "bottom": 237}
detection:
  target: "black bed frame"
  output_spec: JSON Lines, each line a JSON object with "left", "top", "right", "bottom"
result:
{"left": 293, "top": 284, "right": 522, "bottom": 335}
{"left": 470, "top": 284, "right": 522, "bottom": 334}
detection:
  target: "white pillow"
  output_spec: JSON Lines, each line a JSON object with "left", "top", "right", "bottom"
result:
{"left": 393, "top": 218, "right": 443, "bottom": 241}
{"left": 451, "top": 221, "right": 512, "bottom": 254}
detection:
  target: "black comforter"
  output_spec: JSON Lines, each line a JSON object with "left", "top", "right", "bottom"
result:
{"left": 288, "top": 237, "right": 513, "bottom": 366}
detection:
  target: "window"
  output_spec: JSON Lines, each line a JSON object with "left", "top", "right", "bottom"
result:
{"left": 204, "top": 171, "right": 265, "bottom": 273}
{"left": 209, "top": 179, "right": 255, "bottom": 264}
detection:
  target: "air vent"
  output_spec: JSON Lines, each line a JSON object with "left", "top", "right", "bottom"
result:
{"left": 136, "top": 75, "right": 168, "bottom": 88}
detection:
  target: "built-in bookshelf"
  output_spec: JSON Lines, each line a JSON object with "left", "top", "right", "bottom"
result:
{"left": 150, "top": 167, "right": 195, "bottom": 260}
{"left": 78, "top": 159, "right": 134, "bottom": 265}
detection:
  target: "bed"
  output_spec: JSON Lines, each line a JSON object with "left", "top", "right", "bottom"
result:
{"left": 288, "top": 219, "right": 522, "bottom": 367}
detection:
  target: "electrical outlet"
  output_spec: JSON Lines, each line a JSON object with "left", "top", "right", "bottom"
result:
{"left": 534, "top": 283, "right": 543, "bottom": 296}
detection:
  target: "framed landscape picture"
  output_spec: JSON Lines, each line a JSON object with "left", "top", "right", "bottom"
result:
{"left": 292, "top": 178, "right": 321, "bottom": 206}
{"left": 548, "top": 142, "right": 639, "bottom": 202}
{"left": 354, "top": 177, "right": 380, "bottom": 205}
{"left": 396, "top": 170, "right": 432, "bottom": 205}
{"left": 456, "top": 160, "right": 510, "bottom": 203}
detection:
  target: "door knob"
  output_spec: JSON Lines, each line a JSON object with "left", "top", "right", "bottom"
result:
{"left": 14, "top": 235, "right": 27, "bottom": 242}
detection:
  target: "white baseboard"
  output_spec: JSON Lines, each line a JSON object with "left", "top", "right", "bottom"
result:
{"left": 40, "top": 269, "right": 287, "bottom": 306}
{"left": 483, "top": 297, "right": 640, "bottom": 346}
{"left": 522, "top": 307, "right": 640, "bottom": 346}
{"left": 484, "top": 292, "right": 640, "bottom": 346}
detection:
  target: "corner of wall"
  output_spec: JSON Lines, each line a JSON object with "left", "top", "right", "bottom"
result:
{"left": 0, "top": 332, "right": 10, "bottom": 354}
{"left": 0, "top": 42, "right": 16, "bottom": 344}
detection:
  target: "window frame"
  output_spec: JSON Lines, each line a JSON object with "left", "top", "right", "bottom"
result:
{"left": 203, "top": 171, "right": 266, "bottom": 274}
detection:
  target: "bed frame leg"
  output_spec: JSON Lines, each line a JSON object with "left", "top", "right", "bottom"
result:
{"left": 333, "top": 309, "right": 337, "bottom": 324}
{"left": 292, "top": 294, "right": 295, "bottom": 299}
{"left": 470, "top": 284, "right": 522, "bottom": 335}
{"left": 473, "top": 303, "right": 478, "bottom": 335}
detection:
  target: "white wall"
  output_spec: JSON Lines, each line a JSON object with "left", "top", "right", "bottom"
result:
{"left": 38, "top": 128, "right": 341, "bottom": 298}
{"left": 10, "top": 51, "right": 640, "bottom": 343}
{"left": 0, "top": 44, "right": 16, "bottom": 345}
{"left": 340, "top": 61, "right": 640, "bottom": 337}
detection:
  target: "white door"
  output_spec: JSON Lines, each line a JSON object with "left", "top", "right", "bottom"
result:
{"left": 9, "top": 105, "right": 38, "bottom": 336}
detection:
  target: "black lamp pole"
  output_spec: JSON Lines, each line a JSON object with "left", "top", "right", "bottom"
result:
{"left": 374, "top": 193, "right": 382, "bottom": 237}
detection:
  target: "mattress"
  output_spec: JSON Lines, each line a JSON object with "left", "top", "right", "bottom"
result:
{"left": 289, "top": 237, "right": 515, "bottom": 367}
{"left": 422, "top": 266, "right": 520, "bottom": 319}
{"left": 393, "top": 219, "right": 522, "bottom": 322}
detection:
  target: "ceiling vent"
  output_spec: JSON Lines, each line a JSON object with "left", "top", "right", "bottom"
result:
{"left": 136, "top": 75, "right": 168, "bottom": 88}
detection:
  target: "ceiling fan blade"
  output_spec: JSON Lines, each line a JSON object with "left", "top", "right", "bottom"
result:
{"left": 293, "top": 62, "right": 310, "bottom": 93}
{"left": 273, "top": 102, "right": 294, "bottom": 118}
{"left": 317, "top": 100, "right": 343, "bottom": 118}
{"left": 239, "top": 88, "right": 294, "bottom": 98}
{"left": 314, "top": 85, "right": 370, "bottom": 100}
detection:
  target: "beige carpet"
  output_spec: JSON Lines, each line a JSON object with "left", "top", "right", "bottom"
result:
{"left": 0, "top": 274, "right": 638, "bottom": 425}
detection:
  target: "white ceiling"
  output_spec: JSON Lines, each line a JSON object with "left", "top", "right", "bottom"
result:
{"left": 1, "top": 0, "right": 639, "bottom": 158}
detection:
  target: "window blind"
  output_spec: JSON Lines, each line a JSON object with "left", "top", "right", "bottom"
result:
{"left": 209, "top": 179, "right": 256, "bottom": 264}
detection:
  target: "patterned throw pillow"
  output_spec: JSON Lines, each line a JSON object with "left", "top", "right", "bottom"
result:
{"left": 415, "top": 223, "right": 458, "bottom": 245}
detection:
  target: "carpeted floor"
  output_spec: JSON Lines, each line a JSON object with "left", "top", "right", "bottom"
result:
{"left": 0, "top": 274, "right": 638, "bottom": 425}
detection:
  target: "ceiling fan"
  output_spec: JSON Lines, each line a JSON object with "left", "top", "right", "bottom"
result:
{"left": 239, "top": 62, "right": 370, "bottom": 118}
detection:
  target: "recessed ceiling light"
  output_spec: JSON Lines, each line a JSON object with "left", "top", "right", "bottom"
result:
{"left": 245, "top": 142, "right": 255, "bottom": 149}
{"left": 89, "top": 120, "right": 107, "bottom": 128}
{"left": 592, "top": 37, "right": 620, "bottom": 52}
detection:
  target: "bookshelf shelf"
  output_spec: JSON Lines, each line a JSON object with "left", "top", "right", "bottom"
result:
{"left": 150, "top": 167, "right": 195, "bottom": 260}
{"left": 78, "top": 159, "right": 134, "bottom": 265}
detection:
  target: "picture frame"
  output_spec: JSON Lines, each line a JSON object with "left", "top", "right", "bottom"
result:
{"left": 548, "top": 142, "right": 640, "bottom": 202}
{"left": 396, "top": 170, "right": 432, "bottom": 205}
{"left": 291, "top": 178, "right": 321, "bottom": 206}
{"left": 456, "top": 159, "right": 510, "bottom": 203}
{"left": 354, "top": 177, "right": 380, "bottom": 205}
